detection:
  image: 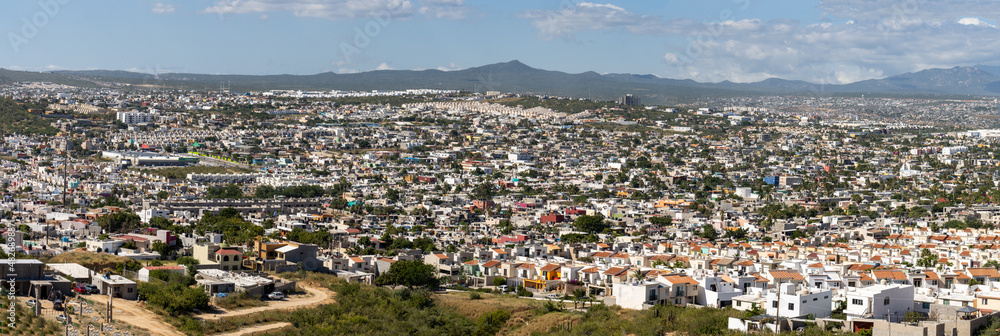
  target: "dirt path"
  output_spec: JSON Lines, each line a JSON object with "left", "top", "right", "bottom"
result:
{"left": 198, "top": 284, "right": 333, "bottom": 321}
{"left": 76, "top": 284, "right": 333, "bottom": 336}
{"left": 90, "top": 295, "right": 186, "bottom": 336}
{"left": 212, "top": 322, "right": 292, "bottom": 336}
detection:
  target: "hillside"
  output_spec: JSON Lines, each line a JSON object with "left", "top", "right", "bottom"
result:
{"left": 0, "top": 97, "right": 60, "bottom": 135}
{"left": 0, "top": 61, "right": 993, "bottom": 105}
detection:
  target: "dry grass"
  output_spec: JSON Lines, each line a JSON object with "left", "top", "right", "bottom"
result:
{"left": 503, "top": 311, "right": 580, "bottom": 336}
{"left": 47, "top": 251, "right": 132, "bottom": 272}
{"left": 274, "top": 271, "right": 344, "bottom": 288}
{"left": 433, "top": 292, "right": 536, "bottom": 320}
{"left": 434, "top": 292, "right": 587, "bottom": 336}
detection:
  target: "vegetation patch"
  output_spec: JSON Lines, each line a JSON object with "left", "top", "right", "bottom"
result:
{"left": 214, "top": 291, "right": 266, "bottom": 310}
{"left": 0, "top": 97, "right": 60, "bottom": 135}
{"left": 134, "top": 165, "right": 255, "bottom": 179}
{"left": 45, "top": 251, "right": 133, "bottom": 271}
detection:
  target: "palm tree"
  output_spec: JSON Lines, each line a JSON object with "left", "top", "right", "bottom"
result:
{"left": 572, "top": 288, "right": 586, "bottom": 309}
{"left": 632, "top": 270, "right": 644, "bottom": 282}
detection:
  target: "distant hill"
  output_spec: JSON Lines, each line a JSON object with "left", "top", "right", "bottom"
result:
{"left": 0, "top": 60, "right": 994, "bottom": 104}
{"left": 0, "top": 69, "right": 99, "bottom": 88}
{"left": 837, "top": 67, "right": 1000, "bottom": 95}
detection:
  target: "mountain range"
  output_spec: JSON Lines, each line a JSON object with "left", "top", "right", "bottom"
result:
{"left": 1, "top": 61, "right": 999, "bottom": 104}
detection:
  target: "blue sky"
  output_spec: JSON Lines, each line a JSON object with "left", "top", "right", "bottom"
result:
{"left": 2, "top": 0, "right": 1000, "bottom": 84}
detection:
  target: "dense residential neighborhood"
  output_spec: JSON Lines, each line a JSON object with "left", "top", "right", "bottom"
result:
{"left": 5, "top": 82, "right": 1000, "bottom": 336}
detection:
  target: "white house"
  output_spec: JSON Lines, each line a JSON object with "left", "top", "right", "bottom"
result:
{"left": 698, "top": 276, "right": 742, "bottom": 308}
{"left": 844, "top": 284, "right": 914, "bottom": 322}
{"left": 765, "top": 283, "right": 833, "bottom": 318}
{"left": 139, "top": 209, "right": 170, "bottom": 223}
{"left": 86, "top": 239, "right": 125, "bottom": 254}
{"left": 614, "top": 281, "right": 662, "bottom": 310}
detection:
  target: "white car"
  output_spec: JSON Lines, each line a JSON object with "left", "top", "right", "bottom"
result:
{"left": 26, "top": 299, "right": 37, "bottom": 307}
{"left": 267, "top": 292, "right": 285, "bottom": 300}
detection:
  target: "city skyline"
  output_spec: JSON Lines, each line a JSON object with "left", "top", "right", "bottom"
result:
{"left": 3, "top": 0, "right": 1000, "bottom": 84}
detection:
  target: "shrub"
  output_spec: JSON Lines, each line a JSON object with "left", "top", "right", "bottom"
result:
{"left": 215, "top": 292, "right": 266, "bottom": 310}
{"left": 469, "top": 292, "right": 482, "bottom": 300}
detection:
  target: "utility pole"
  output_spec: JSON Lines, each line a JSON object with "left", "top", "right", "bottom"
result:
{"left": 62, "top": 138, "right": 70, "bottom": 210}
{"left": 774, "top": 280, "right": 782, "bottom": 333}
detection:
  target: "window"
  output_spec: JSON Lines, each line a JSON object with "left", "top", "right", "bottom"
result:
{"left": 884, "top": 297, "right": 890, "bottom": 305}
{"left": 813, "top": 298, "right": 818, "bottom": 301}
{"left": 914, "top": 279, "right": 922, "bottom": 287}
{"left": 772, "top": 301, "right": 778, "bottom": 308}
{"left": 736, "top": 301, "right": 742, "bottom": 307}
{"left": 815, "top": 282, "right": 822, "bottom": 288}
{"left": 128, "top": 288, "right": 133, "bottom": 293}
{"left": 922, "top": 302, "right": 930, "bottom": 309}
{"left": 788, "top": 303, "right": 794, "bottom": 310}
{"left": 983, "top": 299, "right": 989, "bottom": 305}
{"left": 943, "top": 299, "right": 950, "bottom": 305}
{"left": 852, "top": 299, "right": 863, "bottom": 305}
{"left": 848, "top": 282, "right": 856, "bottom": 287}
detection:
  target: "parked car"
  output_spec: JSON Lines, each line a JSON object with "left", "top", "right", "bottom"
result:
{"left": 73, "top": 284, "right": 88, "bottom": 294}
{"left": 26, "top": 299, "right": 37, "bottom": 307}
{"left": 84, "top": 284, "right": 100, "bottom": 294}
{"left": 56, "top": 314, "right": 66, "bottom": 322}
{"left": 267, "top": 292, "right": 284, "bottom": 300}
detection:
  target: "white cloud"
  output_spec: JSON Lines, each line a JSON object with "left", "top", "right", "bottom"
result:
{"left": 152, "top": 2, "right": 175, "bottom": 14}
{"left": 373, "top": 62, "right": 395, "bottom": 70}
{"left": 519, "top": 2, "right": 658, "bottom": 40}
{"left": 338, "top": 67, "right": 360, "bottom": 74}
{"left": 201, "top": 0, "right": 471, "bottom": 20}
{"left": 436, "top": 62, "right": 462, "bottom": 71}
{"left": 418, "top": 0, "right": 471, "bottom": 19}
{"left": 662, "top": 52, "right": 680, "bottom": 65}
{"left": 202, "top": 0, "right": 416, "bottom": 20}
{"left": 520, "top": 0, "right": 1000, "bottom": 83}
{"left": 958, "top": 17, "right": 998, "bottom": 28}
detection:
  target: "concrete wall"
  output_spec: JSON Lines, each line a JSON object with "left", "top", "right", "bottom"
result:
{"left": 871, "top": 311, "right": 1000, "bottom": 336}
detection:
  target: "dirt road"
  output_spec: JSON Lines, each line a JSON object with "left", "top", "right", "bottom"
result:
{"left": 90, "top": 294, "right": 186, "bottom": 336}
{"left": 198, "top": 285, "right": 333, "bottom": 321}
{"left": 212, "top": 322, "right": 293, "bottom": 336}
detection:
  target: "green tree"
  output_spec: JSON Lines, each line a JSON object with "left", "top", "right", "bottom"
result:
{"left": 574, "top": 215, "right": 609, "bottom": 234}
{"left": 917, "top": 248, "right": 938, "bottom": 268}
{"left": 97, "top": 211, "right": 142, "bottom": 234}
{"left": 151, "top": 240, "right": 171, "bottom": 259}
{"left": 374, "top": 260, "right": 440, "bottom": 289}
{"left": 493, "top": 277, "right": 507, "bottom": 287}
{"left": 649, "top": 216, "right": 672, "bottom": 226}
{"left": 149, "top": 216, "right": 172, "bottom": 229}
{"left": 700, "top": 224, "right": 718, "bottom": 240}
